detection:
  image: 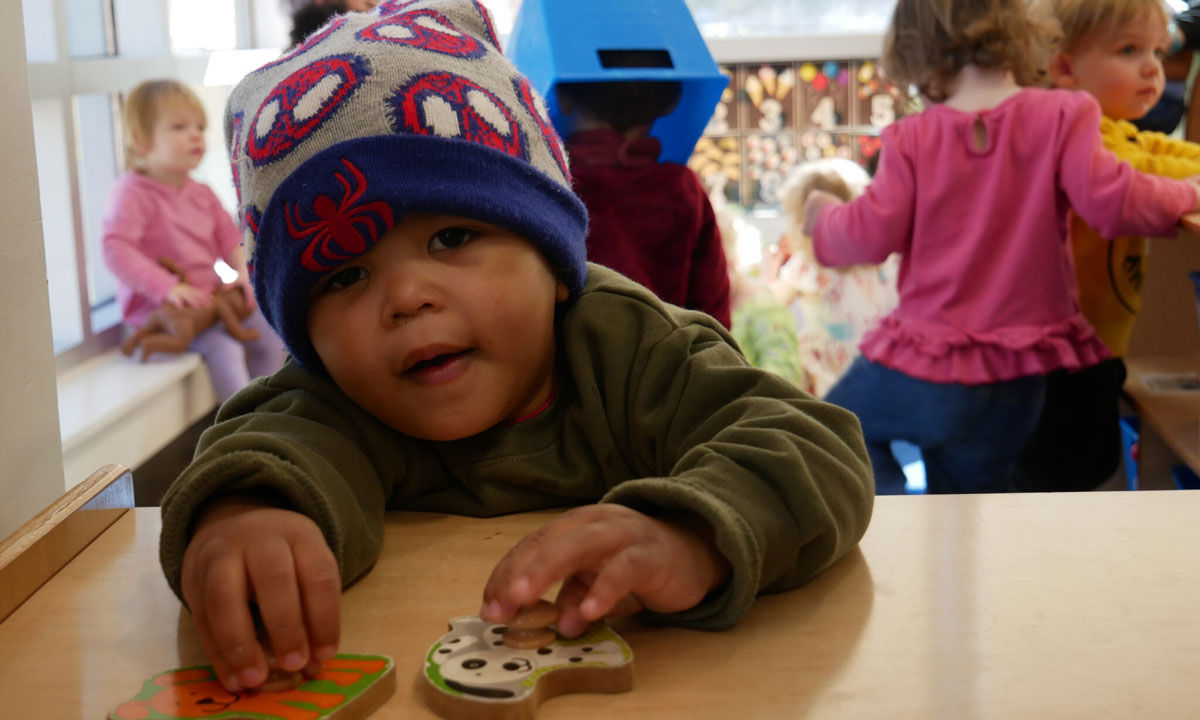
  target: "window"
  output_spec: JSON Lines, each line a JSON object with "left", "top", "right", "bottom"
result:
{"left": 24, "top": 0, "right": 290, "bottom": 369}
{"left": 113, "top": 0, "right": 169, "bottom": 58}
{"left": 491, "top": 0, "right": 898, "bottom": 39}
{"left": 169, "top": 0, "right": 238, "bottom": 52}
{"left": 74, "top": 92, "right": 123, "bottom": 335}
{"left": 32, "top": 98, "right": 83, "bottom": 353}
{"left": 684, "top": 0, "right": 896, "bottom": 37}
{"left": 64, "top": 0, "right": 111, "bottom": 58}
{"left": 21, "top": 0, "right": 57, "bottom": 62}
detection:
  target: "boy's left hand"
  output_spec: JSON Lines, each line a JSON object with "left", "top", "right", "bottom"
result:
{"left": 480, "top": 504, "right": 729, "bottom": 637}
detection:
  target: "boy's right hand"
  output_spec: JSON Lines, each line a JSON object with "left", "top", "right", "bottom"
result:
{"left": 166, "top": 282, "right": 213, "bottom": 309}
{"left": 180, "top": 500, "right": 341, "bottom": 692}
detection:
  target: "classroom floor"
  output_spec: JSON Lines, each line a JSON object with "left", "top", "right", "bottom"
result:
{"left": 889, "top": 440, "right": 1131, "bottom": 495}
{"left": 891, "top": 440, "right": 926, "bottom": 493}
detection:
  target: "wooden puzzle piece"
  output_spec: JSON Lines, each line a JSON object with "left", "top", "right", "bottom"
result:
{"left": 420, "top": 616, "right": 634, "bottom": 720}
{"left": 108, "top": 654, "right": 395, "bottom": 720}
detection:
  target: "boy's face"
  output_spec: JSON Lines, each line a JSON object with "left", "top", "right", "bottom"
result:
{"left": 1051, "top": 11, "right": 1168, "bottom": 121}
{"left": 142, "top": 102, "right": 206, "bottom": 175}
{"left": 307, "top": 213, "right": 568, "bottom": 442}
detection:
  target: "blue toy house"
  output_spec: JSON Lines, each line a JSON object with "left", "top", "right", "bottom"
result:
{"left": 506, "top": 0, "right": 728, "bottom": 164}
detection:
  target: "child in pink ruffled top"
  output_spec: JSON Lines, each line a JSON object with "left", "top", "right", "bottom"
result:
{"left": 102, "top": 80, "right": 285, "bottom": 401}
{"left": 804, "top": 0, "right": 1200, "bottom": 494}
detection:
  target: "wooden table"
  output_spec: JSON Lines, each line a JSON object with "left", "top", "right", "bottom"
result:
{"left": 1124, "top": 355, "right": 1200, "bottom": 488}
{"left": 3, "top": 495, "right": 1199, "bottom": 719}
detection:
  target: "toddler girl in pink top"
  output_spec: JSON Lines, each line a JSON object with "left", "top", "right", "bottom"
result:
{"left": 804, "top": 0, "right": 1200, "bottom": 494}
{"left": 102, "top": 80, "right": 284, "bottom": 401}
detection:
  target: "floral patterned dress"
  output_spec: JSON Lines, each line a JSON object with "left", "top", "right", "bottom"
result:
{"left": 779, "top": 251, "right": 900, "bottom": 397}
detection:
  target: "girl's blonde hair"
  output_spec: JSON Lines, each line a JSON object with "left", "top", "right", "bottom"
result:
{"left": 780, "top": 158, "right": 871, "bottom": 272}
{"left": 1034, "top": 0, "right": 1168, "bottom": 53}
{"left": 882, "top": 0, "right": 1062, "bottom": 102}
{"left": 121, "top": 79, "right": 205, "bottom": 171}
{"left": 781, "top": 158, "right": 869, "bottom": 229}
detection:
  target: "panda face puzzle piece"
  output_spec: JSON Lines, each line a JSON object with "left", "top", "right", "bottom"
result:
{"left": 107, "top": 654, "right": 395, "bottom": 720}
{"left": 420, "top": 615, "right": 634, "bottom": 720}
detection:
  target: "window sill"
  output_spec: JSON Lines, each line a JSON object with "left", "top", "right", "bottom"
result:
{"left": 56, "top": 350, "right": 216, "bottom": 490}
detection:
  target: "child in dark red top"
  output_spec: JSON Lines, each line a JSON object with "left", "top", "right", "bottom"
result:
{"left": 558, "top": 73, "right": 731, "bottom": 327}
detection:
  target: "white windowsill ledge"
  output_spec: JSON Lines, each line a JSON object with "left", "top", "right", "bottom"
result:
{"left": 56, "top": 350, "right": 216, "bottom": 491}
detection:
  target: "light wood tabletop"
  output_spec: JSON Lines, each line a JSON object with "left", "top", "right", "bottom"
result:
{"left": 1180, "top": 212, "right": 1200, "bottom": 237}
{"left": 2, "top": 493, "right": 1199, "bottom": 719}
{"left": 1124, "top": 355, "right": 1200, "bottom": 486}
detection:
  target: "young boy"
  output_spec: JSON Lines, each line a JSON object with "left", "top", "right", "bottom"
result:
{"left": 1015, "top": 0, "right": 1200, "bottom": 491}
{"left": 159, "top": 0, "right": 873, "bottom": 694}
{"left": 556, "top": 67, "right": 733, "bottom": 327}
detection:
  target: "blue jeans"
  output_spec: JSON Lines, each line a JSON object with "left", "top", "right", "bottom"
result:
{"left": 825, "top": 357, "right": 1046, "bottom": 495}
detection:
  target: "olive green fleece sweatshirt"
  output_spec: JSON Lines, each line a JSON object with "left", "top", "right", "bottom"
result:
{"left": 160, "top": 264, "right": 873, "bottom": 629}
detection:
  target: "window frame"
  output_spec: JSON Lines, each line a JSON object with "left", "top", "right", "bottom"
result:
{"left": 27, "top": 0, "right": 260, "bottom": 373}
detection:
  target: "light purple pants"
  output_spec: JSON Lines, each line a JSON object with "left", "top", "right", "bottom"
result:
{"left": 189, "top": 309, "right": 287, "bottom": 403}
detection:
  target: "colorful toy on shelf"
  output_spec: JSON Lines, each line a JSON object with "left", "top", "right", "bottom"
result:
{"left": 506, "top": 0, "right": 727, "bottom": 164}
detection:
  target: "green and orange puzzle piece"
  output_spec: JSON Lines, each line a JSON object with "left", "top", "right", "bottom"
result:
{"left": 108, "top": 654, "right": 395, "bottom": 720}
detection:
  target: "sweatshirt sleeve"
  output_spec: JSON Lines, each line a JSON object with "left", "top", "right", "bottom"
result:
{"left": 158, "top": 363, "right": 405, "bottom": 602}
{"left": 1058, "top": 95, "right": 1197, "bottom": 239}
{"left": 812, "top": 122, "right": 915, "bottom": 267}
{"left": 101, "top": 178, "right": 181, "bottom": 302}
{"left": 581, "top": 291, "right": 874, "bottom": 630}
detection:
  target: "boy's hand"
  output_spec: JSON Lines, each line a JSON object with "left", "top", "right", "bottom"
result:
{"left": 480, "top": 505, "right": 729, "bottom": 637}
{"left": 180, "top": 501, "right": 341, "bottom": 692}
{"left": 802, "top": 188, "right": 841, "bottom": 237}
{"left": 166, "top": 282, "right": 213, "bottom": 309}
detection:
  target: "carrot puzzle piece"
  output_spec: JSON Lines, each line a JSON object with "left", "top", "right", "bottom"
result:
{"left": 420, "top": 616, "right": 634, "bottom": 720}
{"left": 108, "top": 654, "right": 395, "bottom": 720}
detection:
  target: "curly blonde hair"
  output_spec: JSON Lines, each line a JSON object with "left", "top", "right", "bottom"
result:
{"left": 882, "top": 0, "right": 1062, "bottom": 102}
{"left": 121, "top": 79, "right": 206, "bottom": 171}
{"left": 1034, "top": 0, "right": 1168, "bottom": 53}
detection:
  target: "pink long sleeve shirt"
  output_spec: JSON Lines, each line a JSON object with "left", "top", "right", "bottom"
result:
{"left": 101, "top": 172, "right": 242, "bottom": 327}
{"left": 813, "top": 88, "right": 1197, "bottom": 385}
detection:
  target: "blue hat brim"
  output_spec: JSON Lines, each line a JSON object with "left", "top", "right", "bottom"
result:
{"left": 253, "top": 134, "right": 588, "bottom": 372}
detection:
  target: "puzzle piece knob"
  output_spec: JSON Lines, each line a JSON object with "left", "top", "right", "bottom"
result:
{"left": 503, "top": 599, "right": 560, "bottom": 649}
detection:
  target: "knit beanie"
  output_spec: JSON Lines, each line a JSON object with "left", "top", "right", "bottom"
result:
{"left": 226, "top": 0, "right": 588, "bottom": 371}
